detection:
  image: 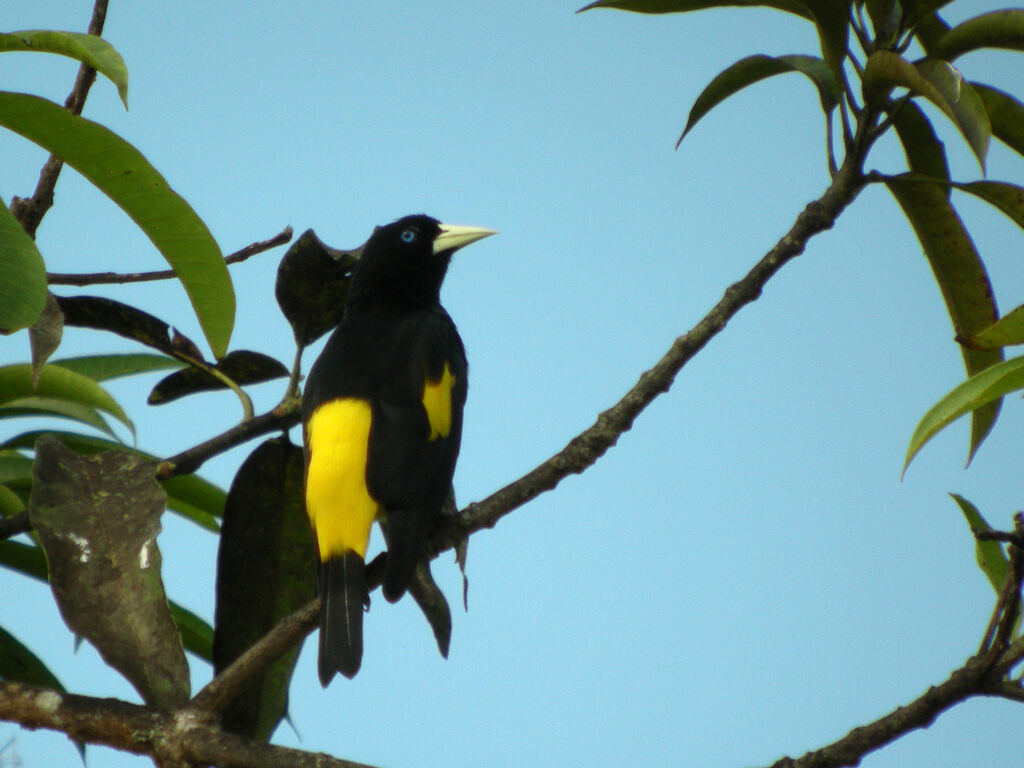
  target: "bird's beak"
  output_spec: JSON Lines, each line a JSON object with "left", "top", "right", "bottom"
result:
{"left": 433, "top": 224, "right": 497, "bottom": 255}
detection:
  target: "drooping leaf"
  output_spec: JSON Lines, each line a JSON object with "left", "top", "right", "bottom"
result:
{"left": 885, "top": 175, "right": 1002, "bottom": 462}
{"left": 951, "top": 180, "right": 1024, "bottom": 231}
{"left": 275, "top": 229, "right": 359, "bottom": 347}
{"left": 0, "top": 196, "right": 47, "bottom": 334}
{"left": 577, "top": 0, "right": 812, "bottom": 18}
{"left": 0, "top": 430, "right": 225, "bottom": 531}
{"left": 972, "top": 82, "right": 1024, "bottom": 159}
{"left": 863, "top": 52, "right": 990, "bottom": 172}
{"left": 891, "top": 100, "right": 950, "bottom": 187}
{"left": 0, "top": 624, "right": 65, "bottom": 690}
{"left": 168, "top": 603, "right": 214, "bottom": 664}
{"left": 148, "top": 350, "right": 288, "bottom": 405}
{"left": 913, "top": 12, "right": 952, "bottom": 54}
{"left": 679, "top": 54, "right": 839, "bottom": 145}
{"left": 0, "top": 92, "right": 234, "bottom": 358}
{"left": 0, "top": 397, "right": 114, "bottom": 437}
{"left": 29, "top": 436, "right": 190, "bottom": 708}
{"left": 29, "top": 293, "right": 64, "bottom": 384}
{"left": 804, "top": 0, "right": 850, "bottom": 85}
{"left": 213, "top": 437, "right": 315, "bottom": 740}
{"left": 0, "top": 30, "right": 128, "bottom": 108}
{"left": 931, "top": 9, "right": 1024, "bottom": 61}
{"left": 50, "top": 353, "right": 182, "bottom": 382}
{"left": 949, "top": 494, "right": 1008, "bottom": 593}
{"left": 903, "top": 1, "right": 956, "bottom": 28}
{"left": 0, "top": 540, "right": 47, "bottom": 581}
{"left": 865, "top": 0, "right": 901, "bottom": 46}
{"left": 0, "top": 364, "right": 131, "bottom": 433}
{"left": 961, "top": 304, "right": 1024, "bottom": 350}
{"left": 903, "top": 355, "right": 1024, "bottom": 472}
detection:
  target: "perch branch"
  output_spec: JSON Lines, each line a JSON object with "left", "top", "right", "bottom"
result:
{"left": 47, "top": 227, "right": 294, "bottom": 286}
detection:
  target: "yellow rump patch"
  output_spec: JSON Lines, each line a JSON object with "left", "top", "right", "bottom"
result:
{"left": 422, "top": 363, "right": 455, "bottom": 441}
{"left": 305, "top": 398, "right": 380, "bottom": 560}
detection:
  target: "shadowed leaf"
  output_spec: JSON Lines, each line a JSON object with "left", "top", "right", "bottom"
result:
{"left": 885, "top": 175, "right": 1002, "bottom": 463}
{"left": 275, "top": 229, "right": 359, "bottom": 347}
{"left": 679, "top": 54, "right": 839, "bottom": 145}
{"left": 213, "top": 437, "right": 315, "bottom": 740}
{"left": 892, "top": 101, "right": 950, "bottom": 190}
{"left": 903, "top": 356, "right": 1024, "bottom": 472}
{"left": 56, "top": 295, "right": 198, "bottom": 359}
{"left": 169, "top": 604, "right": 214, "bottom": 664}
{"left": 29, "top": 294, "right": 64, "bottom": 384}
{"left": 949, "top": 494, "right": 1008, "bottom": 593}
{"left": 903, "top": 1, "right": 956, "bottom": 27}
{"left": 0, "top": 92, "right": 234, "bottom": 357}
{"left": 29, "top": 436, "right": 190, "bottom": 708}
{"left": 0, "top": 30, "right": 128, "bottom": 107}
{"left": 0, "top": 540, "right": 47, "bottom": 581}
{"left": 804, "top": 0, "right": 849, "bottom": 84}
{"left": 0, "top": 625, "right": 65, "bottom": 690}
{"left": 0, "top": 197, "right": 46, "bottom": 334}
{"left": 577, "top": 0, "right": 812, "bottom": 17}
{"left": 148, "top": 350, "right": 288, "bottom": 405}
{"left": 932, "top": 9, "right": 1024, "bottom": 61}
{"left": 971, "top": 83, "right": 1024, "bottom": 158}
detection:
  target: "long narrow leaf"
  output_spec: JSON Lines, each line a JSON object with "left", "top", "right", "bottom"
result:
{"left": 891, "top": 101, "right": 950, "bottom": 186}
{"left": 0, "top": 625, "right": 65, "bottom": 689}
{"left": 972, "top": 82, "right": 1024, "bottom": 159}
{"left": 0, "top": 197, "right": 47, "bottom": 333}
{"left": 903, "top": 355, "right": 1024, "bottom": 472}
{"left": 50, "top": 353, "right": 182, "bottom": 382}
{"left": 0, "top": 30, "right": 128, "bottom": 107}
{"left": 932, "top": 9, "right": 1024, "bottom": 61}
{"left": 949, "top": 494, "right": 1008, "bottom": 593}
{"left": 577, "top": 0, "right": 812, "bottom": 18}
{"left": 886, "top": 176, "right": 1002, "bottom": 462}
{"left": 0, "top": 92, "right": 234, "bottom": 358}
{"left": 963, "top": 305, "right": 1024, "bottom": 350}
{"left": 679, "top": 54, "right": 839, "bottom": 145}
{"left": 0, "top": 364, "right": 132, "bottom": 432}
{"left": 0, "top": 398, "right": 114, "bottom": 437}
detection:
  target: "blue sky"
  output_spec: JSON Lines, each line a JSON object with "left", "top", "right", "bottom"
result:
{"left": 2, "top": 2, "right": 1023, "bottom": 767}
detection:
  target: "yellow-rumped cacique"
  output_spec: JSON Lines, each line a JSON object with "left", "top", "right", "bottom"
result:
{"left": 302, "top": 213, "right": 495, "bottom": 684}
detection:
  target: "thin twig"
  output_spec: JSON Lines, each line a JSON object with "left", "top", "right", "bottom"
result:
{"left": 9, "top": 0, "right": 109, "bottom": 238}
{"left": 47, "top": 227, "right": 294, "bottom": 286}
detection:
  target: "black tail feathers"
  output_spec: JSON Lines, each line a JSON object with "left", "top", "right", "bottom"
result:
{"left": 318, "top": 551, "right": 366, "bottom": 684}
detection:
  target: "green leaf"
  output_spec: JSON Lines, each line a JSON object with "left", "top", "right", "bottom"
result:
{"left": 0, "top": 454, "right": 34, "bottom": 485}
{"left": 30, "top": 436, "right": 190, "bottom": 708}
{"left": 903, "top": 1, "right": 955, "bottom": 28}
{"left": 679, "top": 54, "right": 839, "bottom": 145}
{"left": 885, "top": 175, "right": 1002, "bottom": 463}
{"left": 932, "top": 10, "right": 1024, "bottom": 61}
{"left": 0, "top": 30, "right": 128, "bottom": 108}
{"left": 0, "top": 482, "right": 25, "bottom": 516}
{"left": 0, "top": 364, "right": 132, "bottom": 433}
{"left": 0, "top": 624, "right": 65, "bottom": 690}
{"left": 168, "top": 603, "right": 214, "bottom": 663}
{"left": 972, "top": 82, "right": 1024, "bottom": 159}
{"left": 577, "top": 0, "right": 812, "bottom": 17}
{"left": 0, "top": 540, "right": 48, "bottom": 581}
{"left": 903, "top": 355, "right": 1024, "bottom": 472}
{"left": 951, "top": 180, "right": 1024, "bottom": 230}
{"left": 949, "top": 494, "right": 1008, "bottom": 594}
{"left": 50, "top": 353, "right": 182, "bottom": 382}
{"left": 891, "top": 100, "right": 950, "bottom": 187}
{"left": 213, "top": 437, "right": 315, "bottom": 740}
{"left": 0, "top": 197, "right": 47, "bottom": 333}
{"left": 804, "top": 0, "right": 850, "bottom": 85}
{"left": 0, "top": 92, "right": 234, "bottom": 358}
{"left": 0, "top": 397, "right": 114, "bottom": 437}
{"left": 863, "top": 52, "right": 990, "bottom": 172}
{"left": 962, "top": 304, "right": 1024, "bottom": 350}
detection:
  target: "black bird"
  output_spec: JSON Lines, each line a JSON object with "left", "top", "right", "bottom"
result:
{"left": 302, "top": 214, "right": 495, "bottom": 684}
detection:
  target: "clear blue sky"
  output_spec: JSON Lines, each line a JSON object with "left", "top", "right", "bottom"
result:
{"left": 2, "top": 2, "right": 1023, "bottom": 767}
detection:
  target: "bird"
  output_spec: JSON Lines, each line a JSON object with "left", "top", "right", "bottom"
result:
{"left": 302, "top": 214, "right": 495, "bottom": 684}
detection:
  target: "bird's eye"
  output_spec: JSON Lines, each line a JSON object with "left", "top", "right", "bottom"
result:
{"left": 400, "top": 229, "right": 416, "bottom": 243}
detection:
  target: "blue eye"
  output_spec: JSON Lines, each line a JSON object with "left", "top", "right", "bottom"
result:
{"left": 400, "top": 229, "right": 416, "bottom": 243}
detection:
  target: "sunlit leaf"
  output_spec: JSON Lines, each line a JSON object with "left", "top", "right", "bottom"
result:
{"left": 962, "top": 304, "right": 1024, "bottom": 350}
{"left": 0, "top": 364, "right": 131, "bottom": 433}
{"left": 949, "top": 494, "right": 1008, "bottom": 593}
{"left": 51, "top": 353, "right": 182, "bottom": 382}
{"left": 903, "top": 355, "right": 1024, "bottom": 472}
{"left": 932, "top": 10, "right": 1024, "bottom": 61}
{"left": 577, "top": 0, "right": 812, "bottom": 17}
{"left": 0, "top": 30, "right": 129, "bottom": 108}
{"left": 0, "top": 197, "right": 46, "bottom": 333}
{"left": 0, "top": 92, "right": 234, "bottom": 358}
{"left": 679, "top": 54, "right": 839, "bottom": 145}
{"left": 0, "top": 483, "right": 25, "bottom": 516}
{"left": 0, "top": 453, "right": 34, "bottom": 485}
{"left": 0, "top": 398, "right": 114, "bottom": 437}
{"left": 886, "top": 175, "right": 1002, "bottom": 462}
{"left": 0, "top": 624, "right": 65, "bottom": 690}
{"left": 168, "top": 603, "right": 214, "bottom": 663}
{"left": 972, "top": 82, "right": 1024, "bottom": 158}
{"left": 29, "top": 294, "right": 64, "bottom": 384}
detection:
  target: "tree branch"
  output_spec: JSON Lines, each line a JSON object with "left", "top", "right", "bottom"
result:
{"left": 9, "top": 0, "right": 109, "bottom": 238}
{"left": 0, "top": 680, "right": 380, "bottom": 768}
{"left": 47, "top": 227, "right": 294, "bottom": 286}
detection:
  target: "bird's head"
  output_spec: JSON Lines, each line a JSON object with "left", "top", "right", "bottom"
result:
{"left": 349, "top": 214, "right": 496, "bottom": 308}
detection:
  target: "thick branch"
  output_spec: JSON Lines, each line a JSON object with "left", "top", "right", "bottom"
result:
{"left": 0, "top": 680, "right": 379, "bottom": 768}
{"left": 47, "top": 227, "right": 294, "bottom": 286}
{"left": 9, "top": 0, "right": 109, "bottom": 237}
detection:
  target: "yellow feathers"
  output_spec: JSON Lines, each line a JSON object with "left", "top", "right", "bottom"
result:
{"left": 305, "top": 398, "right": 379, "bottom": 560}
{"left": 422, "top": 363, "right": 455, "bottom": 441}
